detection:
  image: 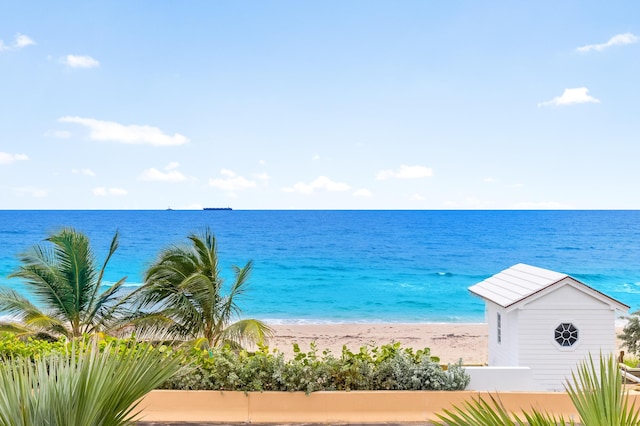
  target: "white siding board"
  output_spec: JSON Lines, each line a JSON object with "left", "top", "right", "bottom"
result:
{"left": 516, "top": 307, "right": 616, "bottom": 391}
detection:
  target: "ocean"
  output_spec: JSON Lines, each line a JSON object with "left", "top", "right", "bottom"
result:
{"left": 0, "top": 210, "right": 639, "bottom": 323}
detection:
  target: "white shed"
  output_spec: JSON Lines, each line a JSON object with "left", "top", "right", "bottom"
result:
{"left": 469, "top": 263, "right": 629, "bottom": 391}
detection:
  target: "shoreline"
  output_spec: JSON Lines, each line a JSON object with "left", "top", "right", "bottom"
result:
{"left": 266, "top": 323, "right": 627, "bottom": 366}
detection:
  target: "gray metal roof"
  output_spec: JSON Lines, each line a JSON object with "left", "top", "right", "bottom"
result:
{"left": 468, "top": 263, "right": 629, "bottom": 310}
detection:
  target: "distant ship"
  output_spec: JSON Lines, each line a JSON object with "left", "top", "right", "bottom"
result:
{"left": 203, "top": 207, "right": 233, "bottom": 211}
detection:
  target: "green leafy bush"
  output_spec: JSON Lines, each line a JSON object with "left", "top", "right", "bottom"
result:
{"left": 163, "top": 342, "right": 469, "bottom": 393}
{"left": 0, "top": 333, "right": 469, "bottom": 393}
{"left": 619, "top": 311, "right": 640, "bottom": 356}
{"left": 0, "top": 332, "right": 67, "bottom": 359}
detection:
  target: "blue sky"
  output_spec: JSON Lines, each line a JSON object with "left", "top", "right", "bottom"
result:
{"left": 1, "top": 1, "right": 638, "bottom": 210}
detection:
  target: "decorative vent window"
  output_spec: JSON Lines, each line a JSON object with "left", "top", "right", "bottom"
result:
{"left": 554, "top": 323, "right": 578, "bottom": 347}
{"left": 497, "top": 313, "right": 501, "bottom": 344}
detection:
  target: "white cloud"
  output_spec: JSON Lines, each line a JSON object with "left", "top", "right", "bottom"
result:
{"left": 62, "top": 54, "right": 100, "bottom": 68}
{"left": 0, "top": 33, "right": 35, "bottom": 52}
{"left": 376, "top": 165, "right": 434, "bottom": 180}
{"left": 139, "top": 167, "right": 187, "bottom": 182}
{"left": 353, "top": 188, "right": 372, "bottom": 197}
{"left": 282, "top": 176, "right": 351, "bottom": 194}
{"left": 483, "top": 177, "right": 496, "bottom": 183}
{"left": 72, "top": 168, "right": 96, "bottom": 176}
{"left": 209, "top": 169, "right": 257, "bottom": 191}
{"left": 165, "top": 161, "right": 180, "bottom": 170}
{"left": 58, "top": 116, "right": 189, "bottom": 146}
{"left": 576, "top": 32, "right": 638, "bottom": 53}
{"left": 538, "top": 87, "right": 600, "bottom": 107}
{"left": 0, "top": 152, "right": 29, "bottom": 165}
{"left": 254, "top": 172, "right": 270, "bottom": 181}
{"left": 14, "top": 186, "right": 47, "bottom": 198}
{"left": 410, "top": 193, "right": 426, "bottom": 201}
{"left": 93, "top": 187, "right": 128, "bottom": 196}
{"left": 47, "top": 130, "right": 72, "bottom": 139}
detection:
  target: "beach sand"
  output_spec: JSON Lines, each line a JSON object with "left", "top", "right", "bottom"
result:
{"left": 267, "top": 323, "right": 627, "bottom": 365}
{"left": 267, "top": 323, "right": 489, "bottom": 365}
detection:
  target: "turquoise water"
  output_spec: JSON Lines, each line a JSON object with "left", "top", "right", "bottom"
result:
{"left": 1, "top": 210, "right": 639, "bottom": 323}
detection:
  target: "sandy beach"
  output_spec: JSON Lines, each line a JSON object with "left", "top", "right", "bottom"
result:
{"left": 267, "top": 323, "right": 489, "bottom": 365}
{"left": 267, "top": 323, "right": 627, "bottom": 365}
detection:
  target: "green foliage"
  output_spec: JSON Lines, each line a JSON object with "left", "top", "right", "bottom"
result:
{"left": 0, "top": 227, "right": 127, "bottom": 339}
{"left": 622, "top": 354, "right": 640, "bottom": 368}
{"left": 0, "top": 332, "right": 67, "bottom": 359}
{"left": 435, "top": 393, "right": 570, "bottom": 426}
{"left": 163, "top": 342, "right": 469, "bottom": 393}
{"left": 434, "top": 354, "right": 637, "bottom": 426}
{"left": 0, "top": 337, "right": 182, "bottom": 426}
{"left": 566, "top": 353, "right": 640, "bottom": 425}
{"left": 619, "top": 310, "right": 640, "bottom": 356}
{"left": 127, "top": 227, "right": 271, "bottom": 348}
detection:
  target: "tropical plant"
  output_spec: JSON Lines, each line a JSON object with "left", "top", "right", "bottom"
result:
{"left": 434, "top": 353, "right": 640, "bottom": 426}
{"left": 0, "top": 227, "right": 127, "bottom": 339}
{"left": 0, "top": 338, "right": 181, "bottom": 426}
{"left": 162, "top": 342, "right": 469, "bottom": 393}
{"left": 619, "top": 310, "right": 640, "bottom": 357}
{"left": 128, "top": 227, "right": 271, "bottom": 348}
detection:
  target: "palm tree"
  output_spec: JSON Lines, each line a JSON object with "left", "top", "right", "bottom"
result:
{"left": 129, "top": 227, "right": 271, "bottom": 348}
{"left": 0, "top": 227, "right": 127, "bottom": 339}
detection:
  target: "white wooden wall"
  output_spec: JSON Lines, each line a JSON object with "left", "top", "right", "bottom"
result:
{"left": 516, "top": 286, "right": 617, "bottom": 390}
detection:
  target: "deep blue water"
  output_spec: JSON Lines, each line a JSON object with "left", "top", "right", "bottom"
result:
{"left": 0, "top": 210, "right": 639, "bottom": 323}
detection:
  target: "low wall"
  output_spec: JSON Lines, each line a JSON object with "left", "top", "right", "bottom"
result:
{"left": 466, "top": 366, "right": 536, "bottom": 391}
{"left": 137, "top": 390, "right": 599, "bottom": 423}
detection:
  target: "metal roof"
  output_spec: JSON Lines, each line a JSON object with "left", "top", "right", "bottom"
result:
{"left": 468, "top": 263, "right": 629, "bottom": 310}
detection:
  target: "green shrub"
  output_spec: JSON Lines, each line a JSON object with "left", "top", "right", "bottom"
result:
{"left": 622, "top": 354, "right": 639, "bottom": 368}
{"left": 163, "top": 341, "right": 469, "bottom": 392}
{"left": 0, "top": 332, "right": 67, "bottom": 359}
{"left": 619, "top": 311, "right": 640, "bottom": 356}
{"left": 0, "top": 333, "right": 470, "bottom": 393}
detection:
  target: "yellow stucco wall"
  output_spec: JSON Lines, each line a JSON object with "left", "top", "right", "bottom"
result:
{"left": 136, "top": 390, "right": 636, "bottom": 423}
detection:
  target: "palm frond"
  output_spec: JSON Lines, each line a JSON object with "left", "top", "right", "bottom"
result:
{"left": 87, "top": 230, "right": 121, "bottom": 316}
{"left": 221, "top": 318, "right": 273, "bottom": 348}
{"left": 131, "top": 227, "right": 262, "bottom": 349}
{"left": 49, "top": 228, "right": 98, "bottom": 317}
{"left": 4, "top": 227, "right": 127, "bottom": 338}
{"left": 83, "top": 277, "right": 129, "bottom": 334}
{"left": 8, "top": 245, "right": 73, "bottom": 320}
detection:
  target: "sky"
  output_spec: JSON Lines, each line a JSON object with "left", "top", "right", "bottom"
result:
{"left": 1, "top": 1, "right": 639, "bottom": 210}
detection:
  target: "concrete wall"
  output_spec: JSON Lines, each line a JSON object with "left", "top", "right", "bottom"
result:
{"left": 136, "top": 390, "right": 640, "bottom": 423}
{"left": 465, "top": 366, "right": 534, "bottom": 391}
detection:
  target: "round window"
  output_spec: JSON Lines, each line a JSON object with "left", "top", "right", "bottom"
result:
{"left": 554, "top": 323, "right": 578, "bottom": 347}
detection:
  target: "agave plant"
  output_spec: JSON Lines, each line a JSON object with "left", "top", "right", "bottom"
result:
{"left": 0, "top": 338, "right": 182, "bottom": 425}
{"left": 435, "top": 354, "right": 639, "bottom": 426}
